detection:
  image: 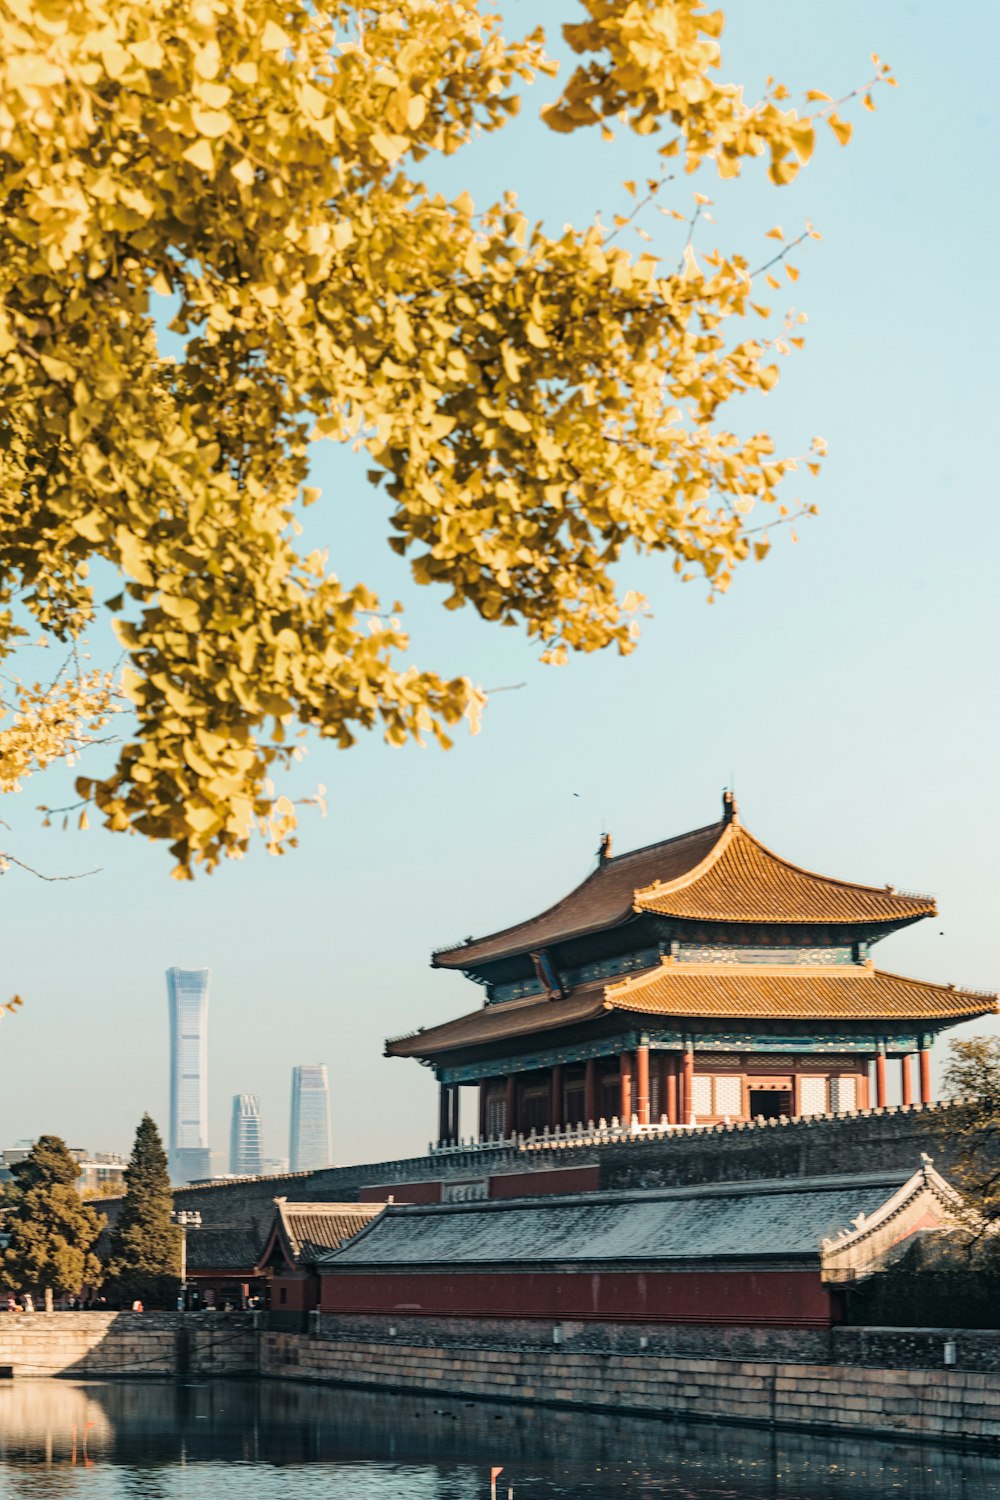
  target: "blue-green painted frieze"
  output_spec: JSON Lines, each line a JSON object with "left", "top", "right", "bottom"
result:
{"left": 488, "top": 975, "right": 546, "bottom": 1004}
{"left": 485, "top": 943, "right": 877, "bottom": 1003}
{"left": 488, "top": 946, "right": 661, "bottom": 1005}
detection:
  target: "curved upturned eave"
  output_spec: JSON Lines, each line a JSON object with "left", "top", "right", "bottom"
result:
{"left": 431, "top": 818, "right": 726, "bottom": 970}
{"left": 386, "top": 962, "right": 997, "bottom": 1061}
{"left": 604, "top": 962, "right": 997, "bottom": 1024}
{"left": 633, "top": 823, "right": 936, "bottom": 927}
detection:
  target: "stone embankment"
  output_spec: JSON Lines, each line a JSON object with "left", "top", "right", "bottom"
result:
{"left": 0, "top": 1312, "right": 256, "bottom": 1379}
{"left": 261, "top": 1328, "right": 1000, "bottom": 1447}
{"left": 2, "top": 1311, "right": 998, "bottom": 1447}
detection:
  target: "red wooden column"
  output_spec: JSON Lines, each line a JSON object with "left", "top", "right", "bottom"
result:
{"left": 619, "top": 1050, "right": 633, "bottom": 1123}
{"left": 636, "top": 1043, "right": 650, "bottom": 1126}
{"left": 920, "top": 1044, "right": 933, "bottom": 1104}
{"left": 550, "top": 1064, "right": 563, "bottom": 1132}
{"left": 584, "top": 1058, "right": 598, "bottom": 1125}
{"left": 901, "top": 1054, "right": 914, "bottom": 1107}
{"left": 665, "top": 1056, "right": 678, "bottom": 1125}
{"left": 682, "top": 1043, "right": 695, "bottom": 1124}
{"left": 478, "top": 1084, "right": 488, "bottom": 1140}
{"left": 438, "top": 1082, "right": 450, "bottom": 1146}
{"left": 875, "top": 1046, "right": 887, "bottom": 1109}
{"left": 449, "top": 1085, "right": 461, "bottom": 1143}
{"left": 505, "top": 1074, "right": 518, "bottom": 1137}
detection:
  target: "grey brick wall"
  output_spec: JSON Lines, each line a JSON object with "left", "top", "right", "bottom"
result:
{"left": 314, "top": 1312, "right": 833, "bottom": 1364}
{"left": 833, "top": 1326, "right": 1000, "bottom": 1372}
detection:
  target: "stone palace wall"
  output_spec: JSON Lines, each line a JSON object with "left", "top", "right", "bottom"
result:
{"left": 95, "top": 1101, "right": 956, "bottom": 1232}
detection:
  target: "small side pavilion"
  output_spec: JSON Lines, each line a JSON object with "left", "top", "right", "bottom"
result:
{"left": 387, "top": 795, "right": 997, "bottom": 1144}
{"left": 184, "top": 1226, "right": 267, "bottom": 1309}
{"left": 256, "top": 1199, "right": 385, "bottom": 1322}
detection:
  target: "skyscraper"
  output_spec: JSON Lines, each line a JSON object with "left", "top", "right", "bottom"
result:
{"left": 229, "top": 1094, "right": 263, "bottom": 1176}
{"left": 289, "top": 1064, "right": 332, "bottom": 1172}
{"left": 167, "top": 967, "right": 212, "bottom": 1185}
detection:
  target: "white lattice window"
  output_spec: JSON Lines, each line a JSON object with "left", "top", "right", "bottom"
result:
{"left": 799, "top": 1075, "right": 828, "bottom": 1115}
{"left": 830, "top": 1075, "right": 857, "bottom": 1113}
{"left": 714, "top": 1075, "right": 743, "bottom": 1117}
{"left": 486, "top": 1096, "right": 508, "bottom": 1137}
{"left": 691, "top": 1075, "right": 713, "bottom": 1117}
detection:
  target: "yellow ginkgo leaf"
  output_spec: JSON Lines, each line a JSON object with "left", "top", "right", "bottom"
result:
{"left": 182, "top": 138, "right": 215, "bottom": 173}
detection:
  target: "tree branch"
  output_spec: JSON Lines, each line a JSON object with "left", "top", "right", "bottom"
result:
{"left": 0, "top": 851, "right": 101, "bottom": 881}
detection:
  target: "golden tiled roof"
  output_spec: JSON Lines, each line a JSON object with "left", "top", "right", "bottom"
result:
{"left": 432, "top": 797, "right": 935, "bottom": 972}
{"left": 386, "top": 981, "right": 610, "bottom": 1058}
{"left": 386, "top": 964, "right": 997, "bottom": 1059}
{"left": 605, "top": 961, "right": 998, "bottom": 1023}
{"left": 432, "top": 819, "right": 725, "bottom": 968}
{"left": 634, "top": 822, "right": 935, "bottom": 926}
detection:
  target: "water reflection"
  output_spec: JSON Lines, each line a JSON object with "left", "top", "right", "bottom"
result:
{"left": 0, "top": 1378, "right": 996, "bottom": 1499}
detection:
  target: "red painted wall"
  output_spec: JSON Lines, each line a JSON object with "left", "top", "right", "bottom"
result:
{"left": 489, "top": 1166, "right": 600, "bottom": 1198}
{"left": 358, "top": 1182, "right": 442, "bottom": 1204}
{"left": 272, "top": 1274, "right": 319, "bottom": 1312}
{"left": 320, "top": 1268, "right": 835, "bottom": 1327}
{"left": 358, "top": 1167, "right": 600, "bottom": 1205}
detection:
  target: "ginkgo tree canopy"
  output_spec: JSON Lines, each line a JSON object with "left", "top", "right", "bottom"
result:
{"left": 0, "top": 0, "right": 889, "bottom": 876}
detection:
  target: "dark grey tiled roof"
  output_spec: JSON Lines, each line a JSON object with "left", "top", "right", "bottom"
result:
{"left": 186, "top": 1227, "right": 263, "bottom": 1271}
{"left": 320, "top": 1172, "right": 910, "bottom": 1269}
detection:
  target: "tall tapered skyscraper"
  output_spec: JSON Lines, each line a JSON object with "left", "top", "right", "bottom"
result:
{"left": 167, "top": 967, "right": 212, "bottom": 1184}
{"left": 289, "top": 1064, "right": 332, "bottom": 1172}
{"left": 229, "top": 1094, "right": 263, "bottom": 1176}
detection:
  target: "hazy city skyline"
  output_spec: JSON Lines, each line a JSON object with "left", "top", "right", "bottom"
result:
{"left": 166, "top": 968, "right": 211, "bottom": 1186}
{"left": 1, "top": 5, "right": 998, "bottom": 1164}
{"left": 290, "top": 1066, "right": 333, "bottom": 1173}
{"left": 168, "top": 970, "right": 329, "bottom": 1179}
{"left": 229, "top": 1094, "right": 263, "bottom": 1178}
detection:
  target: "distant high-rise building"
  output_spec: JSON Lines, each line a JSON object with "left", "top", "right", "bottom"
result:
{"left": 167, "top": 967, "right": 212, "bottom": 1184}
{"left": 289, "top": 1065, "right": 332, "bottom": 1172}
{"left": 229, "top": 1094, "right": 263, "bottom": 1176}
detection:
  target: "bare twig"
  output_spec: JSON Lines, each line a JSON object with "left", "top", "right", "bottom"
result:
{"left": 749, "top": 228, "right": 812, "bottom": 280}
{"left": 0, "top": 851, "right": 102, "bottom": 881}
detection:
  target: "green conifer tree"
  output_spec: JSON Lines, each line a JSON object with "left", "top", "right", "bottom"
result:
{"left": 1, "top": 1135, "right": 105, "bottom": 1301}
{"left": 105, "top": 1115, "right": 181, "bottom": 1308}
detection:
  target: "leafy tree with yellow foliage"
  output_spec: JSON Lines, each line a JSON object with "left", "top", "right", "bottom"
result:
{"left": 0, "top": 0, "right": 890, "bottom": 876}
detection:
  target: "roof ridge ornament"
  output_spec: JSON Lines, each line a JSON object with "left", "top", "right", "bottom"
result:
{"left": 722, "top": 788, "right": 739, "bottom": 825}
{"left": 597, "top": 831, "right": 613, "bottom": 868}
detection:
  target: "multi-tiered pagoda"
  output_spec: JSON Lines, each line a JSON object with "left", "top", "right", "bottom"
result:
{"left": 387, "top": 794, "right": 997, "bottom": 1144}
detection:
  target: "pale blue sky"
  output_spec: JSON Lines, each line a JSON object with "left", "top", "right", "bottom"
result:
{"left": 2, "top": 2, "right": 998, "bottom": 1167}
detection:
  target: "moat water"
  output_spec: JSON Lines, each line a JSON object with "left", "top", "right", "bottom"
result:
{"left": 0, "top": 1379, "right": 996, "bottom": 1499}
